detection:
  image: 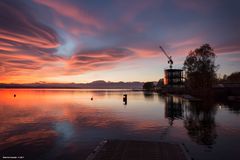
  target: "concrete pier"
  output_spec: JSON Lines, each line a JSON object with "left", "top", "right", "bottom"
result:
{"left": 86, "top": 140, "right": 189, "bottom": 160}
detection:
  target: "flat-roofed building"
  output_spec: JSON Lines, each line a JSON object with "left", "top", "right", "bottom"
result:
{"left": 164, "top": 69, "right": 184, "bottom": 87}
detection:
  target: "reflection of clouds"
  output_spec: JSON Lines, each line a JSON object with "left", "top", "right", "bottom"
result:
{"left": 0, "top": 90, "right": 170, "bottom": 143}
{"left": 1, "top": 90, "right": 210, "bottom": 159}
{"left": 0, "top": 90, "right": 183, "bottom": 136}
{"left": 55, "top": 121, "right": 74, "bottom": 141}
{"left": 0, "top": 129, "right": 57, "bottom": 146}
{"left": 1, "top": 89, "right": 240, "bottom": 160}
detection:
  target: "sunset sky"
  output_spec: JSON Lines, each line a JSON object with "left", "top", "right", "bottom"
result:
{"left": 0, "top": 0, "right": 239, "bottom": 83}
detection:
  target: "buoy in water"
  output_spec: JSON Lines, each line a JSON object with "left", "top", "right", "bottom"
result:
{"left": 14, "top": 94, "right": 16, "bottom": 97}
{"left": 91, "top": 97, "right": 93, "bottom": 101}
{"left": 123, "top": 94, "right": 127, "bottom": 105}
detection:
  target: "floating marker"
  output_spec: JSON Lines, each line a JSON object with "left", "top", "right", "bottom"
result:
{"left": 123, "top": 94, "right": 127, "bottom": 105}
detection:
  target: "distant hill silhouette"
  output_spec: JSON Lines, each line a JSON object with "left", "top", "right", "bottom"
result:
{"left": 0, "top": 80, "right": 145, "bottom": 89}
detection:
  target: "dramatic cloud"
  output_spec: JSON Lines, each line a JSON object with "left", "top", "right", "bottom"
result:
{"left": 54, "top": 17, "right": 96, "bottom": 37}
{"left": 0, "top": 1, "right": 61, "bottom": 80}
{"left": 0, "top": 1, "right": 59, "bottom": 49}
{"left": 35, "top": 0, "right": 103, "bottom": 29}
{"left": 0, "top": 0, "right": 239, "bottom": 83}
{"left": 66, "top": 48, "right": 135, "bottom": 75}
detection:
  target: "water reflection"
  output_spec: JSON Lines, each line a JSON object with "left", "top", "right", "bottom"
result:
{"left": 164, "top": 96, "right": 183, "bottom": 126}
{"left": 123, "top": 94, "right": 127, "bottom": 105}
{"left": 184, "top": 101, "right": 217, "bottom": 146}
{"left": 0, "top": 89, "right": 240, "bottom": 160}
{"left": 143, "top": 91, "right": 154, "bottom": 100}
{"left": 162, "top": 95, "right": 218, "bottom": 146}
{"left": 223, "top": 102, "right": 240, "bottom": 114}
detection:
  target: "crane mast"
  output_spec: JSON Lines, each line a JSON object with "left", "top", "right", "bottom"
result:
{"left": 159, "top": 46, "right": 173, "bottom": 69}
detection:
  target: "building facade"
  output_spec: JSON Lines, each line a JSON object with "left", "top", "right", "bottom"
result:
{"left": 164, "top": 69, "right": 184, "bottom": 86}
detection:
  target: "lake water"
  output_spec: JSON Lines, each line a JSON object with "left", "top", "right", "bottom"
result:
{"left": 0, "top": 89, "right": 240, "bottom": 160}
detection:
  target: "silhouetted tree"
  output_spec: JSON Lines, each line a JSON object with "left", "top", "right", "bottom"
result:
{"left": 226, "top": 72, "right": 240, "bottom": 82}
{"left": 156, "top": 79, "right": 164, "bottom": 88}
{"left": 183, "top": 44, "right": 219, "bottom": 89}
{"left": 217, "top": 74, "right": 228, "bottom": 83}
{"left": 223, "top": 74, "right": 228, "bottom": 81}
{"left": 143, "top": 82, "right": 155, "bottom": 90}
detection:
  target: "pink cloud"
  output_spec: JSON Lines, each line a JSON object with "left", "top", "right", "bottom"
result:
{"left": 0, "top": 1, "right": 61, "bottom": 82}
{"left": 0, "top": 29, "right": 59, "bottom": 49}
{"left": 54, "top": 16, "right": 96, "bottom": 36}
{"left": 214, "top": 44, "right": 240, "bottom": 55}
{"left": 65, "top": 48, "right": 135, "bottom": 75}
{"left": 224, "top": 57, "right": 240, "bottom": 62}
{"left": 129, "top": 48, "right": 160, "bottom": 58}
{"left": 169, "top": 37, "right": 202, "bottom": 49}
{"left": 0, "top": 1, "right": 59, "bottom": 50}
{"left": 35, "top": 0, "right": 103, "bottom": 29}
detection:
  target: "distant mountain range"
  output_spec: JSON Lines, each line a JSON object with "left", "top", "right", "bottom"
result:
{"left": 0, "top": 80, "right": 145, "bottom": 89}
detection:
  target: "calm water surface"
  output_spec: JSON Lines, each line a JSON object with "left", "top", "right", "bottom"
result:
{"left": 0, "top": 89, "right": 240, "bottom": 160}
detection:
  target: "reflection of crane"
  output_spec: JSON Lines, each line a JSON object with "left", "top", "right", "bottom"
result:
{"left": 159, "top": 46, "right": 173, "bottom": 69}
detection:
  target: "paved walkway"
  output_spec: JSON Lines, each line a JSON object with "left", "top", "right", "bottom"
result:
{"left": 86, "top": 140, "right": 189, "bottom": 160}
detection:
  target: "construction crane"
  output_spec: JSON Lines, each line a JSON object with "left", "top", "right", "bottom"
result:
{"left": 159, "top": 46, "right": 173, "bottom": 69}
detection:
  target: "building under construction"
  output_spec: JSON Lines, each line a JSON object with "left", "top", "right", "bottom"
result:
{"left": 159, "top": 46, "right": 184, "bottom": 87}
{"left": 164, "top": 69, "right": 184, "bottom": 86}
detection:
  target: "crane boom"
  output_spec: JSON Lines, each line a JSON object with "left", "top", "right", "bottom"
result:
{"left": 159, "top": 46, "right": 170, "bottom": 59}
{"left": 159, "top": 46, "right": 173, "bottom": 69}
